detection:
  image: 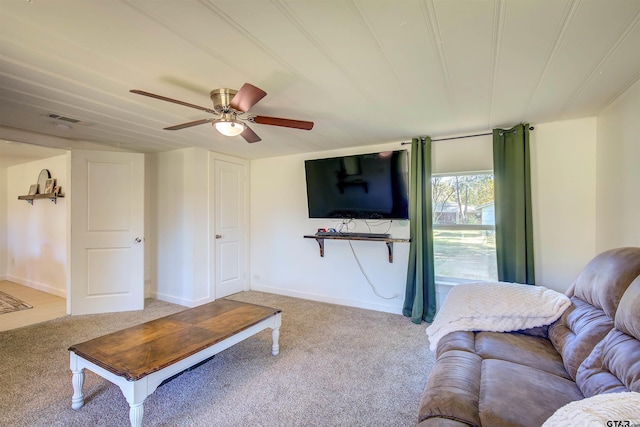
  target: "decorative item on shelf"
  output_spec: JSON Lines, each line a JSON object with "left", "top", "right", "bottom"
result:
{"left": 18, "top": 169, "right": 64, "bottom": 205}
{"left": 36, "top": 169, "right": 51, "bottom": 194}
{"left": 44, "top": 178, "right": 56, "bottom": 194}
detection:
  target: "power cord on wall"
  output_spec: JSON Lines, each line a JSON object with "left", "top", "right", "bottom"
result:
{"left": 336, "top": 219, "right": 399, "bottom": 299}
{"left": 347, "top": 240, "right": 398, "bottom": 300}
{"left": 335, "top": 218, "right": 393, "bottom": 234}
{"left": 336, "top": 218, "right": 353, "bottom": 232}
{"left": 339, "top": 219, "right": 398, "bottom": 300}
{"left": 365, "top": 219, "right": 393, "bottom": 234}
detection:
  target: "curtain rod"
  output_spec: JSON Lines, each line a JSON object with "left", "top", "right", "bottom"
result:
{"left": 400, "top": 126, "right": 535, "bottom": 145}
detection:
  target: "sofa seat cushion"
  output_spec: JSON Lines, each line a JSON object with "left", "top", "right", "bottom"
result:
{"left": 475, "top": 332, "right": 570, "bottom": 380}
{"left": 479, "top": 360, "right": 584, "bottom": 427}
{"left": 435, "top": 330, "right": 570, "bottom": 380}
{"left": 419, "top": 349, "right": 584, "bottom": 427}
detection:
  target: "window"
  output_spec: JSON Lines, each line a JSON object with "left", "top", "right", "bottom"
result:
{"left": 432, "top": 173, "right": 498, "bottom": 282}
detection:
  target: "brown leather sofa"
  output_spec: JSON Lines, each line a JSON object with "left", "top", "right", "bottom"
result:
{"left": 418, "top": 247, "right": 640, "bottom": 427}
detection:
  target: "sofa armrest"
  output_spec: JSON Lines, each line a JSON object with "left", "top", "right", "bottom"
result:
{"left": 418, "top": 350, "right": 482, "bottom": 426}
{"left": 434, "top": 331, "right": 475, "bottom": 358}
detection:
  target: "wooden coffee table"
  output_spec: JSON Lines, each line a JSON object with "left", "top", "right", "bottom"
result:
{"left": 69, "top": 299, "right": 281, "bottom": 427}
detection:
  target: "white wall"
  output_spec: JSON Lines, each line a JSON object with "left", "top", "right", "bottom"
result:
{"left": 6, "top": 155, "right": 68, "bottom": 297}
{"left": 530, "top": 118, "right": 597, "bottom": 292}
{"left": 250, "top": 142, "right": 411, "bottom": 314}
{"left": 148, "top": 147, "right": 211, "bottom": 306}
{"left": 0, "top": 167, "right": 7, "bottom": 279}
{"left": 144, "top": 154, "right": 156, "bottom": 297}
{"left": 596, "top": 79, "right": 640, "bottom": 250}
{"left": 432, "top": 134, "right": 493, "bottom": 174}
{"left": 250, "top": 119, "right": 601, "bottom": 312}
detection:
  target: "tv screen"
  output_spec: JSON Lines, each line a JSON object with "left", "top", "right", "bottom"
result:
{"left": 304, "top": 150, "right": 409, "bottom": 220}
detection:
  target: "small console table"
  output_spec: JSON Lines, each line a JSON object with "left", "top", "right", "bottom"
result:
{"left": 304, "top": 234, "right": 410, "bottom": 263}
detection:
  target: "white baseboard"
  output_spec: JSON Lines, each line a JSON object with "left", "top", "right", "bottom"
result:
{"left": 5, "top": 275, "right": 66, "bottom": 298}
{"left": 147, "top": 290, "right": 188, "bottom": 306}
{"left": 148, "top": 290, "right": 212, "bottom": 308}
{"left": 250, "top": 284, "right": 404, "bottom": 315}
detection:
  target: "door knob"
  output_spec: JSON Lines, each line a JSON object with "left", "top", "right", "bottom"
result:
{"left": 215, "top": 234, "right": 222, "bottom": 239}
{"left": 135, "top": 237, "right": 143, "bottom": 243}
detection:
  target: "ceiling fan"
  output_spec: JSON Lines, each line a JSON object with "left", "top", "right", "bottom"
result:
{"left": 130, "top": 83, "right": 314, "bottom": 143}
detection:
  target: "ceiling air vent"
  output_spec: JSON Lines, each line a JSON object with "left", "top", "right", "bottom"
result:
{"left": 47, "top": 113, "right": 91, "bottom": 125}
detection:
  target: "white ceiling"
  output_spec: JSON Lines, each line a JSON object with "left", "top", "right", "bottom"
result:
{"left": 0, "top": 139, "right": 66, "bottom": 168}
{"left": 1, "top": 0, "right": 639, "bottom": 164}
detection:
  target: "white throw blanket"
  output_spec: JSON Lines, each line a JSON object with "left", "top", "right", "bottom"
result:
{"left": 426, "top": 281, "right": 570, "bottom": 351}
{"left": 542, "top": 392, "right": 640, "bottom": 427}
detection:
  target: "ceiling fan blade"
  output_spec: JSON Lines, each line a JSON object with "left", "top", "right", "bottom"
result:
{"left": 164, "top": 118, "right": 213, "bottom": 130}
{"left": 229, "top": 83, "right": 267, "bottom": 113}
{"left": 241, "top": 125, "right": 261, "bottom": 143}
{"left": 253, "top": 115, "right": 314, "bottom": 130}
{"left": 130, "top": 90, "right": 217, "bottom": 114}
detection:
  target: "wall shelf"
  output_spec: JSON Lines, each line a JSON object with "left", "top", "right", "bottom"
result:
{"left": 18, "top": 193, "right": 65, "bottom": 205}
{"left": 303, "top": 234, "right": 410, "bottom": 263}
{"left": 20, "top": 168, "right": 64, "bottom": 205}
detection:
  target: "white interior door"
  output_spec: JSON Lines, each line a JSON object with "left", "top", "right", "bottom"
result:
{"left": 70, "top": 150, "right": 144, "bottom": 315}
{"left": 213, "top": 158, "right": 246, "bottom": 298}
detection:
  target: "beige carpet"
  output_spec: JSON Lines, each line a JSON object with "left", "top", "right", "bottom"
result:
{"left": 0, "top": 291, "right": 434, "bottom": 426}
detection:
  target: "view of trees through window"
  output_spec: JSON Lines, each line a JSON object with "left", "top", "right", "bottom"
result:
{"left": 432, "top": 173, "right": 498, "bottom": 281}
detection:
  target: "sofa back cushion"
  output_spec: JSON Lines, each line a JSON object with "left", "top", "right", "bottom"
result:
{"left": 569, "top": 248, "right": 640, "bottom": 318}
{"left": 548, "top": 299, "right": 612, "bottom": 380}
{"left": 616, "top": 274, "right": 640, "bottom": 339}
{"left": 549, "top": 247, "right": 640, "bottom": 380}
{"left": 576, "top": 275, "right": 640, "bottom": 396}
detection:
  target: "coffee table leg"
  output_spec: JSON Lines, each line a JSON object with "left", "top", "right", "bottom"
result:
{"left": 70, "top": 353, "right": 86, "bottom": 410}
{"left": 128, "top": 402, "right": 144, "bottom": 427}
{"left": 272, "top": 328, "right": 280, "bottom": 355}
{"left": 122, "top": 382, "right": 147, "bottom": 427}
{"left": 271, "top": 313, "right": 282, "bottom": 356}
{"left": 71, "top": 368, "right": 85, "bottom": 410}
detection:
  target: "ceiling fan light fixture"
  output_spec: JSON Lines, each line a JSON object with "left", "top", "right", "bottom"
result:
{"left": 214, "top": 119, "right": 246, "bottom": 137}
{"left": 130, "top": 83, "right": 314, "bottom": 143}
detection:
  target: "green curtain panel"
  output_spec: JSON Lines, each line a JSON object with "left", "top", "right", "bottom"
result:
{"left": 403, "top": 137, "right": 437, "bottom": 324}
{"left": 492, "top": 124, "right": 535, "bottom": 284}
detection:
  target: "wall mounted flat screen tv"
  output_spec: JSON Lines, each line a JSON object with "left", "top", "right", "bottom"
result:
{"left": 304, "top": 150, "right": 409, "bottom": 220}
